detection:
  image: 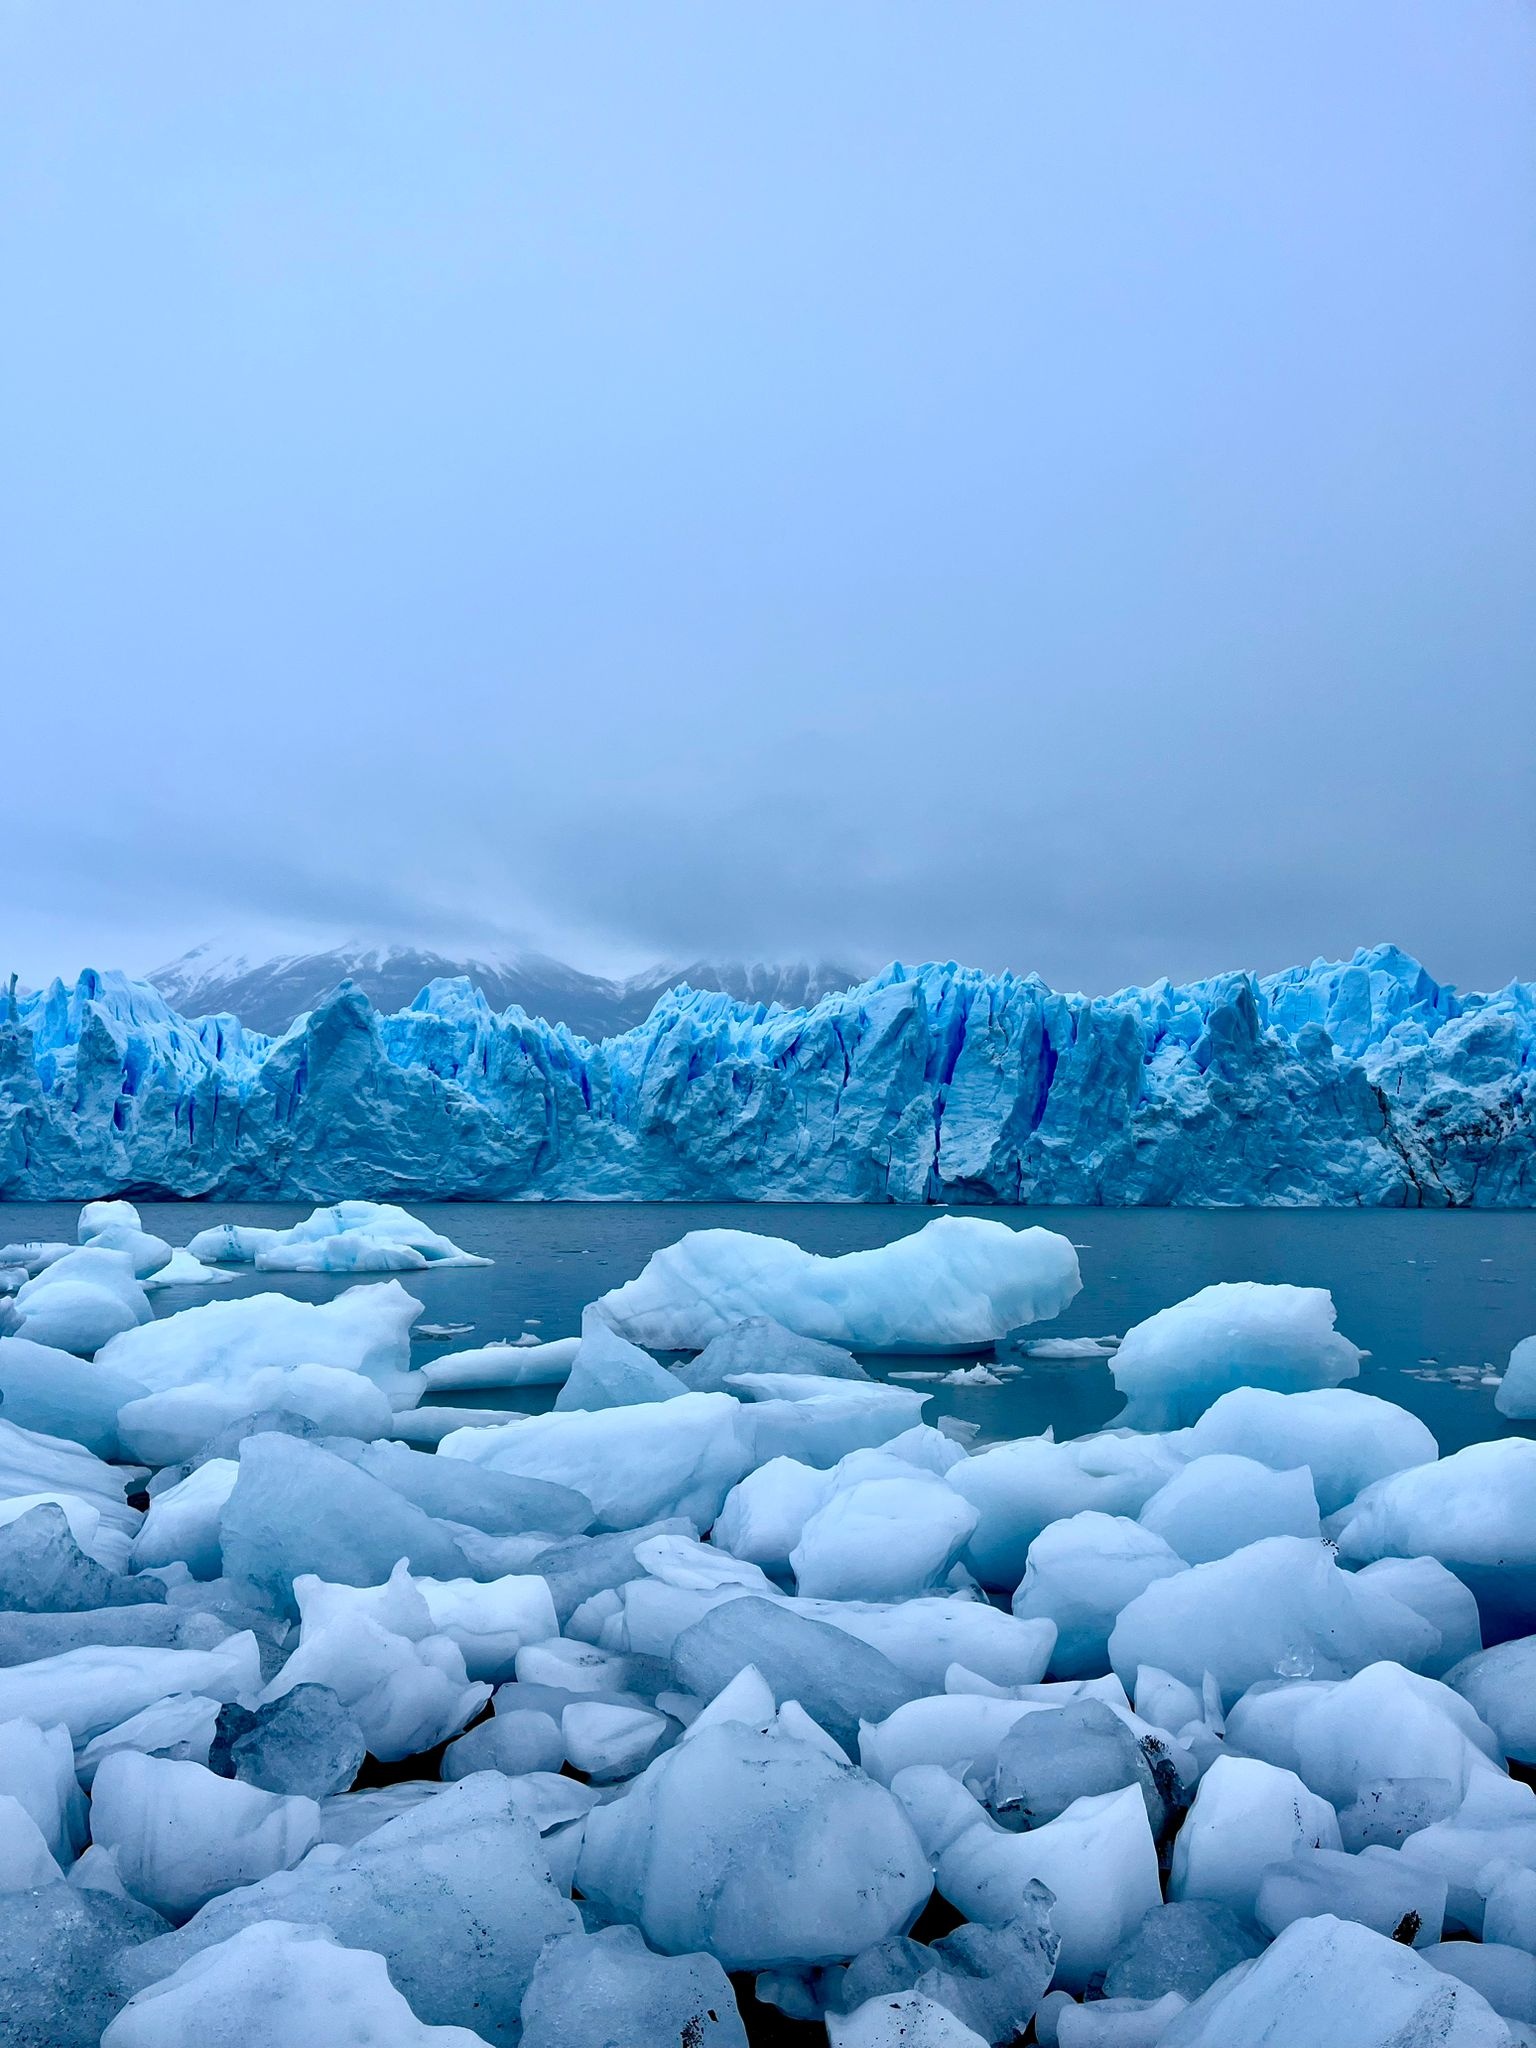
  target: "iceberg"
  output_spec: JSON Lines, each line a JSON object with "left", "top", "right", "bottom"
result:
{"left": 1110, "top": 1283, "right": 1362, "bottom": 1430}
{"left": 594, "top": 1217, "right": 1081, "bottom": 1352}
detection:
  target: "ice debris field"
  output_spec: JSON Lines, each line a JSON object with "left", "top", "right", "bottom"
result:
{"left": 2, "top": 1204, "right": 1536, "bottom": 2043}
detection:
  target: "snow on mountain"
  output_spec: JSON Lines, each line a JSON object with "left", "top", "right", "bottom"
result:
{"left": 3, "top": 945, "right": 1531, "bottom": 1205}
{"left": 146, "top": 942, "right": 858, "bottom": 1040}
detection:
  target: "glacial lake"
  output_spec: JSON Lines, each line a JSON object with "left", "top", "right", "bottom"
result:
{"left": 6, "top": 1202, "right": 1533, "bottom": 1455}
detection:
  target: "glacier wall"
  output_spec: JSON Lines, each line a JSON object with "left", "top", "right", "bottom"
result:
{"left": 1, "top": 946, "right": 1531, "bottom": 1205}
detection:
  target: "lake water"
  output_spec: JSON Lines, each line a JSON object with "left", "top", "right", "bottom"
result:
{"left": 5, "top": 1202, "right": 1532, "bottom": 1454}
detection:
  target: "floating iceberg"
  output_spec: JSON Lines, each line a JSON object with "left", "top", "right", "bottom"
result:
{"left": 594, "top": 1217, "right": 1081, "bottom": 1352}
{"left": 190, "top": 1202, "right": 489, "bottom": 1271}
{"left": 1110, "top": 1283, "right": 1362, "bottom": 1430}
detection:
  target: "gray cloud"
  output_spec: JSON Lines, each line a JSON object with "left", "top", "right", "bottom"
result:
{"left": 3, "top": 1, "right": 1533, "bottom": 994}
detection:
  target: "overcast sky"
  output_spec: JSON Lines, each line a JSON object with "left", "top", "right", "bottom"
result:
{"left": 3, "top": 1, "right": 1533, "bottom": 996}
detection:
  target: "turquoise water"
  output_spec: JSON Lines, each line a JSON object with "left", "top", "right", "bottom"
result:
{"left": 5, "top": 1202, "right": 1532, "bottom": 1454}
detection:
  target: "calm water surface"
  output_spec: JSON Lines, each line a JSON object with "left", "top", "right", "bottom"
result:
{"left": 5, "top": 1203, "right": 1532, "bottom": 1454}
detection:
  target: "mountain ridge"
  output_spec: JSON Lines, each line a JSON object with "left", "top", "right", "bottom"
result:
{"left": 145, "top": 942, "right": 861, "bottom": 1040}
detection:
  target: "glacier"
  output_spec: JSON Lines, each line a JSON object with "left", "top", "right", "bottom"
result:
{"left": 0, "top": 943, "right": 1530, "bottom": 1204}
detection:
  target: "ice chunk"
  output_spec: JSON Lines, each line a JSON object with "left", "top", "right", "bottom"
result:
{"left": 90, "top": 1752, "right": 320, "bottom": 1920}
{"left": 714, "top": 1457, "right": 837, "bottom": 1571}
{"left": 560, "top": 1699, "right": 669, "bottom": 1780}
{"left": 262, "top": 1604, "right": 489, "bottom": 1762}
{"left": 791, "top": 1475, "right": 979, "bottom": 1601}
{"left": 0, "top": 1488, "right": 125, "bottom": 1570}
{"left": 894, "top": 1769, "right": 1161, "bottom": 1994}
{"left": 1185, "top": 1386, "right": 1437, "bottom": 1516}
{"left": 1111, "top": 1282, "right": 1362, "bottom": 1431}
{"left": 1332, "top": 1440, "right": 1536, "bottom": 1641}
{"left": 1356, "top": 1557, "right": 1484, "bottom": 1678}
{"left": 442, "top": 1706, "right": 564, "bottom": 1780}
{"left": 0, "top": 1715, "right": 86, "bottom": 1863}
{"left": 11, "top": 1247, "right": 153, "bottom": 1353}
{"left": 1485, "top": 1866, "right": 1536, "bottom": 1951}
{"left": 828, "top": 1993, "right": 989, "bottom": 2047}
{"left": 0, "top": 1634, "right": 260, "bottom": 1745}
{"left": 190, "top": 1201, "right": 488, "bottom": 1274}
{"left": 595, "top": 1217, "right": 1081, "bottom": 1353}
{"left": 77, "top": 1695, "right": 223, "bottom": 1784}
{"left": 77, "top": 1221, "right": 173, "bottom": 1279}
{"left": 1137, "top": 1453, "right": 1320, "bottom": 1564}
{"left": 733, "top": 1378, "right": 932, "bottom": 1468}
{"left": 113, "top": 1774, "right": 581, "bottom": 2041}
{"left": 209, "top": 1683, "right": 366, "bottom": 1798}
{"left": 0, "top": 1415, "right": 143, "bottom": 1535}
{"left": 1424, "top": 1942, "right": 1536, "bottom": 2026}
{"left": 554, "top": 1314, "right": 685, "bottom": 1411}
{"left": 1108, "top": 1535, "right": 1440, "bottom": 1707}
{"left": 117, "top": 1364, "right": 393, "bottom": 1466}
{"left": 1170, "top": 1754, "right": 1340, "bottom": 1919}
{"left": 0, "top": 1791, "right": 62, "bottom": 1889}
{"left": 1449, "top": 1638, "right": 1536, "bottom": 1764}
{"left": 1495, "top": 1337, "right": 1536, "bottom": 1420}
{"left": 951, "top": 1432, "right": 1185, "bottom": 1592}
{"left": 219, "top": 1436, "right": 476, "bottom": 1615}
{"left": 131, "top": 1461, "right": 238, "bottom": 1581}
{"left": 0, "top": 1503, "right": 158, "bottom": 1613}
{"left": 679, "top": 1316, "right": 869, "bottom": 1392}
{"left": 410, "top": 1574, "right": 559, "bottom": 1681}
{"left": 670, "top": 1595, "right": 913, "bottom": 1753}
{"left": 0, "top": 1883, "right": 166, "bottom": 2048}
{"left": 1256, "top": 1844, "right": 1446, "bottom": 1945}
{"left": 323, "top": 1437, "right": 593, "bottom": 1539}
{"left": 101, "top": 1917, "right": 493, "bottom": 2046}
{"left": 1012, "top": 1513, "right": 1186, "bottom": 1679}
{"left": 990, "top": 1697, "right": 1170, "bottom": 1835}
{"left": 1055, "top": 1994, "right": 1189, "bottom": 2046}
{"left": 828, "top": 1902, "right": 1058, "bottom": 2047}
{"left": 1102, "top": 1901, "right": 1263, "bottom": 2003}
{"left": 421, "top": 1337, "right": 581, "bottom": 1392}
{"left": 1337, "top": 1777, "right": 1463, "bottom": 1853}
{"left": 1157, "top": 1912, "right": 1515, "bottom": 2047}
{"left": 519, "top": 1924, "right": 747, "bottom": 2048}
{"left": 140, "top": 1249, "right": 235, "bottom": 1290}
{"left": 1226, "top": 1661, "right": 1505, "bottom": 1813}
{"left": 98, "top": 1280, "right": 423, "bottom": 1397}
{"left": 79, "top": 1199, "right": 143, "bottom": 1240}
{"left": 0, "top": 1610, "right": 236, "bottom": 1671}
{"left": 438, "top": 1392, "right": 754, "bottom": 1534}
{"left": 0, "top": 1334, "right": 148, "bottom": 1458}
{"left": 577, "top": 1720, "right": 929, "bottom": 1970}
{"left": 258, "top": 1235, "right": 430, "bottom": 1272}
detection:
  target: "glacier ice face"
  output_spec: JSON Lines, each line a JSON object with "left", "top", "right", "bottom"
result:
{"left": 5, "top": 945, "right": 1531, "bottom": 1203}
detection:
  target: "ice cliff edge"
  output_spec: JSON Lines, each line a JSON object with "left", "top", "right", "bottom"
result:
{"left": 1, "top": 945, "right": 1530, "bottom": 1204}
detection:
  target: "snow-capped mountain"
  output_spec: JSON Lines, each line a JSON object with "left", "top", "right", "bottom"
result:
{"left": 145, "top": 942, "right": 859, "bottom": 1039}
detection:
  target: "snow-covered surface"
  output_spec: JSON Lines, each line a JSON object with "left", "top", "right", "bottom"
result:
{"left": 2, "top": 1200, "right": 1536, "bottom": 2046}
{"left": 3, "top": 944, "right": 1532, "bottom": 1202}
